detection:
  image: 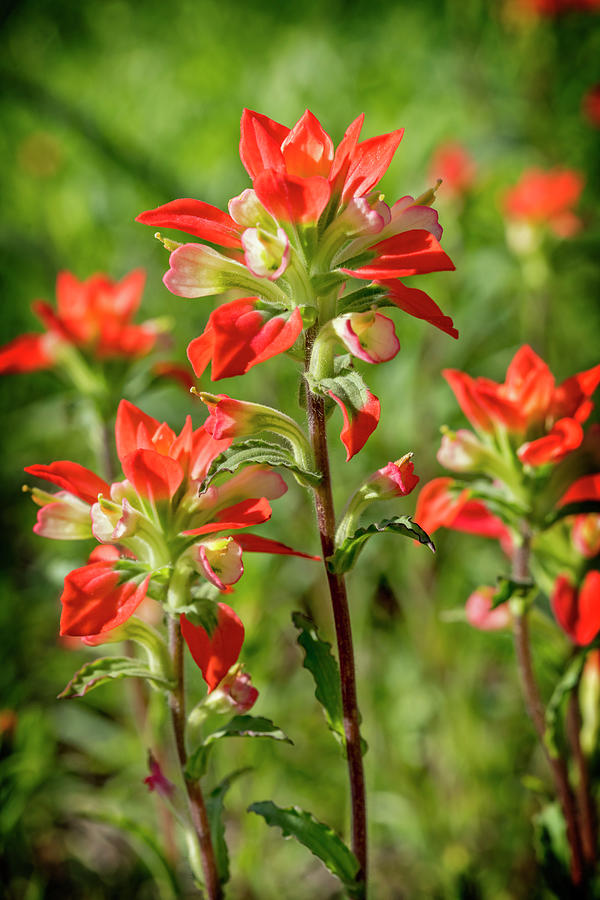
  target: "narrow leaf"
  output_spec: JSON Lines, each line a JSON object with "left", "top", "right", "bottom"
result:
{"left": 186, "top": 716, "right": 292, "bottom": 780}
{"left": 58, "top": 657, "right": 174, "bottom": 699}
{"left": 202, "top": 438, "right": 321, "bottom": 489}
{"left": 328, "top": 516, "right": 434, "bottom": 575}
{"left": 248, "top": 801, "right": 363, "bottom": 895}
{"left": 206, "top": 768, "right": 252, "bottom": 886}
{"left": 546, "top": 501, "right": 600, "bottom": 527}
{"left": 544, "top": 654, "right": 586, "bottom": 758}
{"left": 292, "top": 611, "right": 344, "bottom": 746}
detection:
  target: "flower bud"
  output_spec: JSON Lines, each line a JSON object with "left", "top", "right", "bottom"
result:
{"left": 365, "top": 453, "right": 419, "bottom": 500}
{"left": 192, "top": 537, "right": 244, "bottom": 592}
{"left": 330, "top": 310, "right": 400, "bottom": 364}
{"left": 143, "top": 753, "right": 175, "bottom": 800}
{"left": 572, "top": 514, "right": 600, "bottom": 559}
{"left": 465, "top": 586, "right": 511, "bottom": 631}
{"left": 204, "top": 663, "right": 259, "bottom": 715}
{"left": 228, "top": 188, "right": 276, "bottom": 230}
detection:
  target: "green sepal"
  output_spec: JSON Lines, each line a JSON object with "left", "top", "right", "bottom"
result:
{"left": 336, "top": 284, "right": 389, "bottom": 315}
{"left": 248, "top": 801, "right": 363, "bottom": 897}
{"left": 310, "top": 271, "right": 347, "bottom": 294}
{"left": 185, "top": 716, "right": 292, "bottom": 780}
{"left": 544, "top": 500, "right": 600, "bottom": 528}
{"left": 201, "top": 438, "right": 321, "bottom": 489}
{"left": 206, "top": 768, "right": 252, "bottom": 886}
{"left": 310, "top": 370, "right": 371, "bottom": 419}
{"left": 544, "top": 653, "right": 586, "bottom": 758}
{"left": 292, "top": 612, "right": 345, "bottom": 749}
{"left": 177, "top": 588, "right": 220, "bottom": 634}
{"left": 491, "top": 576, "right": 536, "bottom": 610}
{"left": 460, "top": 479, "right": 528, "bottom": 522}
{"left": 328, "top": 516, "right": 434, "bottom": 575}
{"left": 58, "top": 656, "right": 175, "bottom": 699}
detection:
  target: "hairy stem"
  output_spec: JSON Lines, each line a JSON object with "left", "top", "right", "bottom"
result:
{"left": 567, "top": 691, "right": 597, "bottom": 868}
{"left": 168, "top": 617, "right": 222, "bottom": 899}
{"left": 304, "top": 329, "right": 367, "bottom": 895}
{"left": 511, "top": 527, "right": 585, "bottom": 887}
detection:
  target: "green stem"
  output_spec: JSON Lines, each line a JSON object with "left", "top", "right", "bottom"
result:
{"left": 167, "top": 617, "right": 222, "bottom": 899}
{"left": 304, "top": 325, "right": 367, "bottom": 897}
{"left": 567, "top": 691, "right": 597, "bottom": 870}
{"left": 511, "top": 526, "right": 585, "bottom": 889}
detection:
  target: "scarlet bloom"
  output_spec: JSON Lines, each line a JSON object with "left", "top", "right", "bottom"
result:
{"left": 366, "top": 454, "right": 419, "bottom": 499}
{"left": 26, "top": 400, "right": 317, "bottom": 644}
{"left": 0, "top": 270, "right": 160, "bottom": 375}
{"left": 415, "top": 478, "right": 512, "bottom": 544}
{"left": 503, "top": 168, "right": 584, "bottom": 238}
{"left": 551, "top": 572, "right": 600, "bottom": 646}
{"left": 137, "top": 108, "right": 456, "bottom": 389}
{"left": 428, "top": 141, "right": 477, "bottom": 199}
{"left": 583, "top": 85, "right": 600, "bottom": 128}
{"left": 328, "top": 387, "right": 381, "bottom": 462}
{"left": 443, "top": 345, "right": 600, "bottom": 466}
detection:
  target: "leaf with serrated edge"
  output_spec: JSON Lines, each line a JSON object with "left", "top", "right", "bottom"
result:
{"left": 328, "top": 516, "right": 434, "bottom": 575}
{"left": 248, "top": 801, "right": 363, "bottom": 895}
{"left": 205, "top": 768, "right": 252, "bottom": 885}
{"left": 185, "top": 717, "right": 292, "bottom": 780}
{"left": 545, "top": 653, "right": 586, "bottom": 758}
{"left": 292, "top": 612, "right": 344, "bottom": 744}
{"left": 58, "top": 657, "right": 174, "bottom": 699}
{"left": 201, "top": 438, "right": 321, "bottom": 490}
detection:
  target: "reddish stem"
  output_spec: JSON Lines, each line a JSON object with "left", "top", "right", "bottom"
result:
{"left": 304, "top": 341, "right": 367, "bottom": 894}
{"left": 168, "top": 617, "right": 222, "bottom": 899}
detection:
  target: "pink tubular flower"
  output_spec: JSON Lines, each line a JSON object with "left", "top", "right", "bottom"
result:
{"left": 551, "top": 572, "right": 600, "bottom": 646}
{"left": 366, "top": 454, "right": 419, "bottom": 499}
{"left": 331, "top": 311, "right": 400, "bottom": 364}
{"left": 26, "top": 400, "right": 317, "bottom": 643}
{"left": 465, "top": 586, "right": 511, "bottom": 631}
{"left": 144, "top": 754, "right": 176, "bottom": 800}
{"left": 0, "top": 270, "right": 161, "bottom": 375}
{"left": 503, "top": 168, "right": 584, "bottom": 238}
{"left": 429, "top": 142, "right": 477, "bottom": 199}
{"left": 187, "top": 298, "right": 303, "bottom": 380}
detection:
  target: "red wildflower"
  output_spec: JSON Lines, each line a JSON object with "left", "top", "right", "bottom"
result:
{"left": 0, "top": 270, "right": 160, "bottom": 375}
{"left": 328, "top": 387, "right": 381, "bottom": 461}
{"left": 414, "top": 478, "right": 512, "bottom": 544}
{"left": 465, "top": 586, "right": 511, "bottom": 631}
{"left": 503, "top": 168, "right": 584, "bottom": 238}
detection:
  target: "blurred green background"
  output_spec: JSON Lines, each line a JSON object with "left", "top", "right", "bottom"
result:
{"left": 1, "top": 0, "right": 599, "bottom": 897}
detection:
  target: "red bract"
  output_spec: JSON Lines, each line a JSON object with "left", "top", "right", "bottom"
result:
{"left": 503, "top": 168, "right": 584, "bottom": 238}
{"left": 0, "top": 270, "right": 160, "bottom": 374}
{"left": 187, "top": 298, "right": 303, "bottom": 380}
{"left": 181, "top": 604, "right": 245, "bottom": 691}
{"left": 328, "top": 387, "right": 380, "bottom": 461}
{"left": 60, "top": 556, "right": 150, "bottom": 637}
{"left": 414, "top": 478, "right": 511, "bottom": 543}
{"left": 551, "top": 572, "right": 600, "bottom": 646}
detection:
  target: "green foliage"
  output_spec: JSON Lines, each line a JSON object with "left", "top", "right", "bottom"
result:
{"left": 206, "top": 769, "right": 252, "bottom": 886}
{"left": 248, "top": 801, "right": 363, "bottom": 896}
{"left": 292, "top": 611, "right": 345, "bottom": 747}
{"left": 58, "top": 656, "right": 174, "bottom": 699}
{"left": 202, "top": 438, "right": 322, "bottom": 489}
{"left": 328, "top": 516, "right": 434, "bottom": 574}
{"left": 186, "top": 716, "right": 292, "bottom": 779}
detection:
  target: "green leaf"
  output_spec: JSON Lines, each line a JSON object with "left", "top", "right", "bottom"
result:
{"left": 292, "top": 612, "right": 344, "bottom": 746}
{"left": 336, "top": 284, "right": 389, "bottom": 314}
{"left": 206, "top": 768, "right": 252, "bottom": 886}
{"left": 185, "top": 716, "right": 292, "bottom": 780}
{"left": 248, "top": 802, "right": 363, "bottom": 896}
{"left": 201, "top": 438, "right": 321, "bottom": 489}
{"left": 312, "top": 370, "right": 370, "bottom": 418}
{"left": 490, "top": 576, "right": 536, "bottom": 610}
{"left": 58, "top": 657, "right": 174, "bottom": 699}
{"left": 544, "top": 653, "right": 586, "bottom": 758}
{"left": 328, "top": 516, "right": 435, "bottom": 575}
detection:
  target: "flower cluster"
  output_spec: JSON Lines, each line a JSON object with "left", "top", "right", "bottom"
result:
{"left": 26, "top": 400, "right": 316, "bottom": 682}
{"left": 416, "top": 345, "right": 600, "bottom": 641}
{"left": 137, "top": 109, "right": 456, "bottom": 459}
{"left": 503, "top": 167, "right": 584, "bottom": 239}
